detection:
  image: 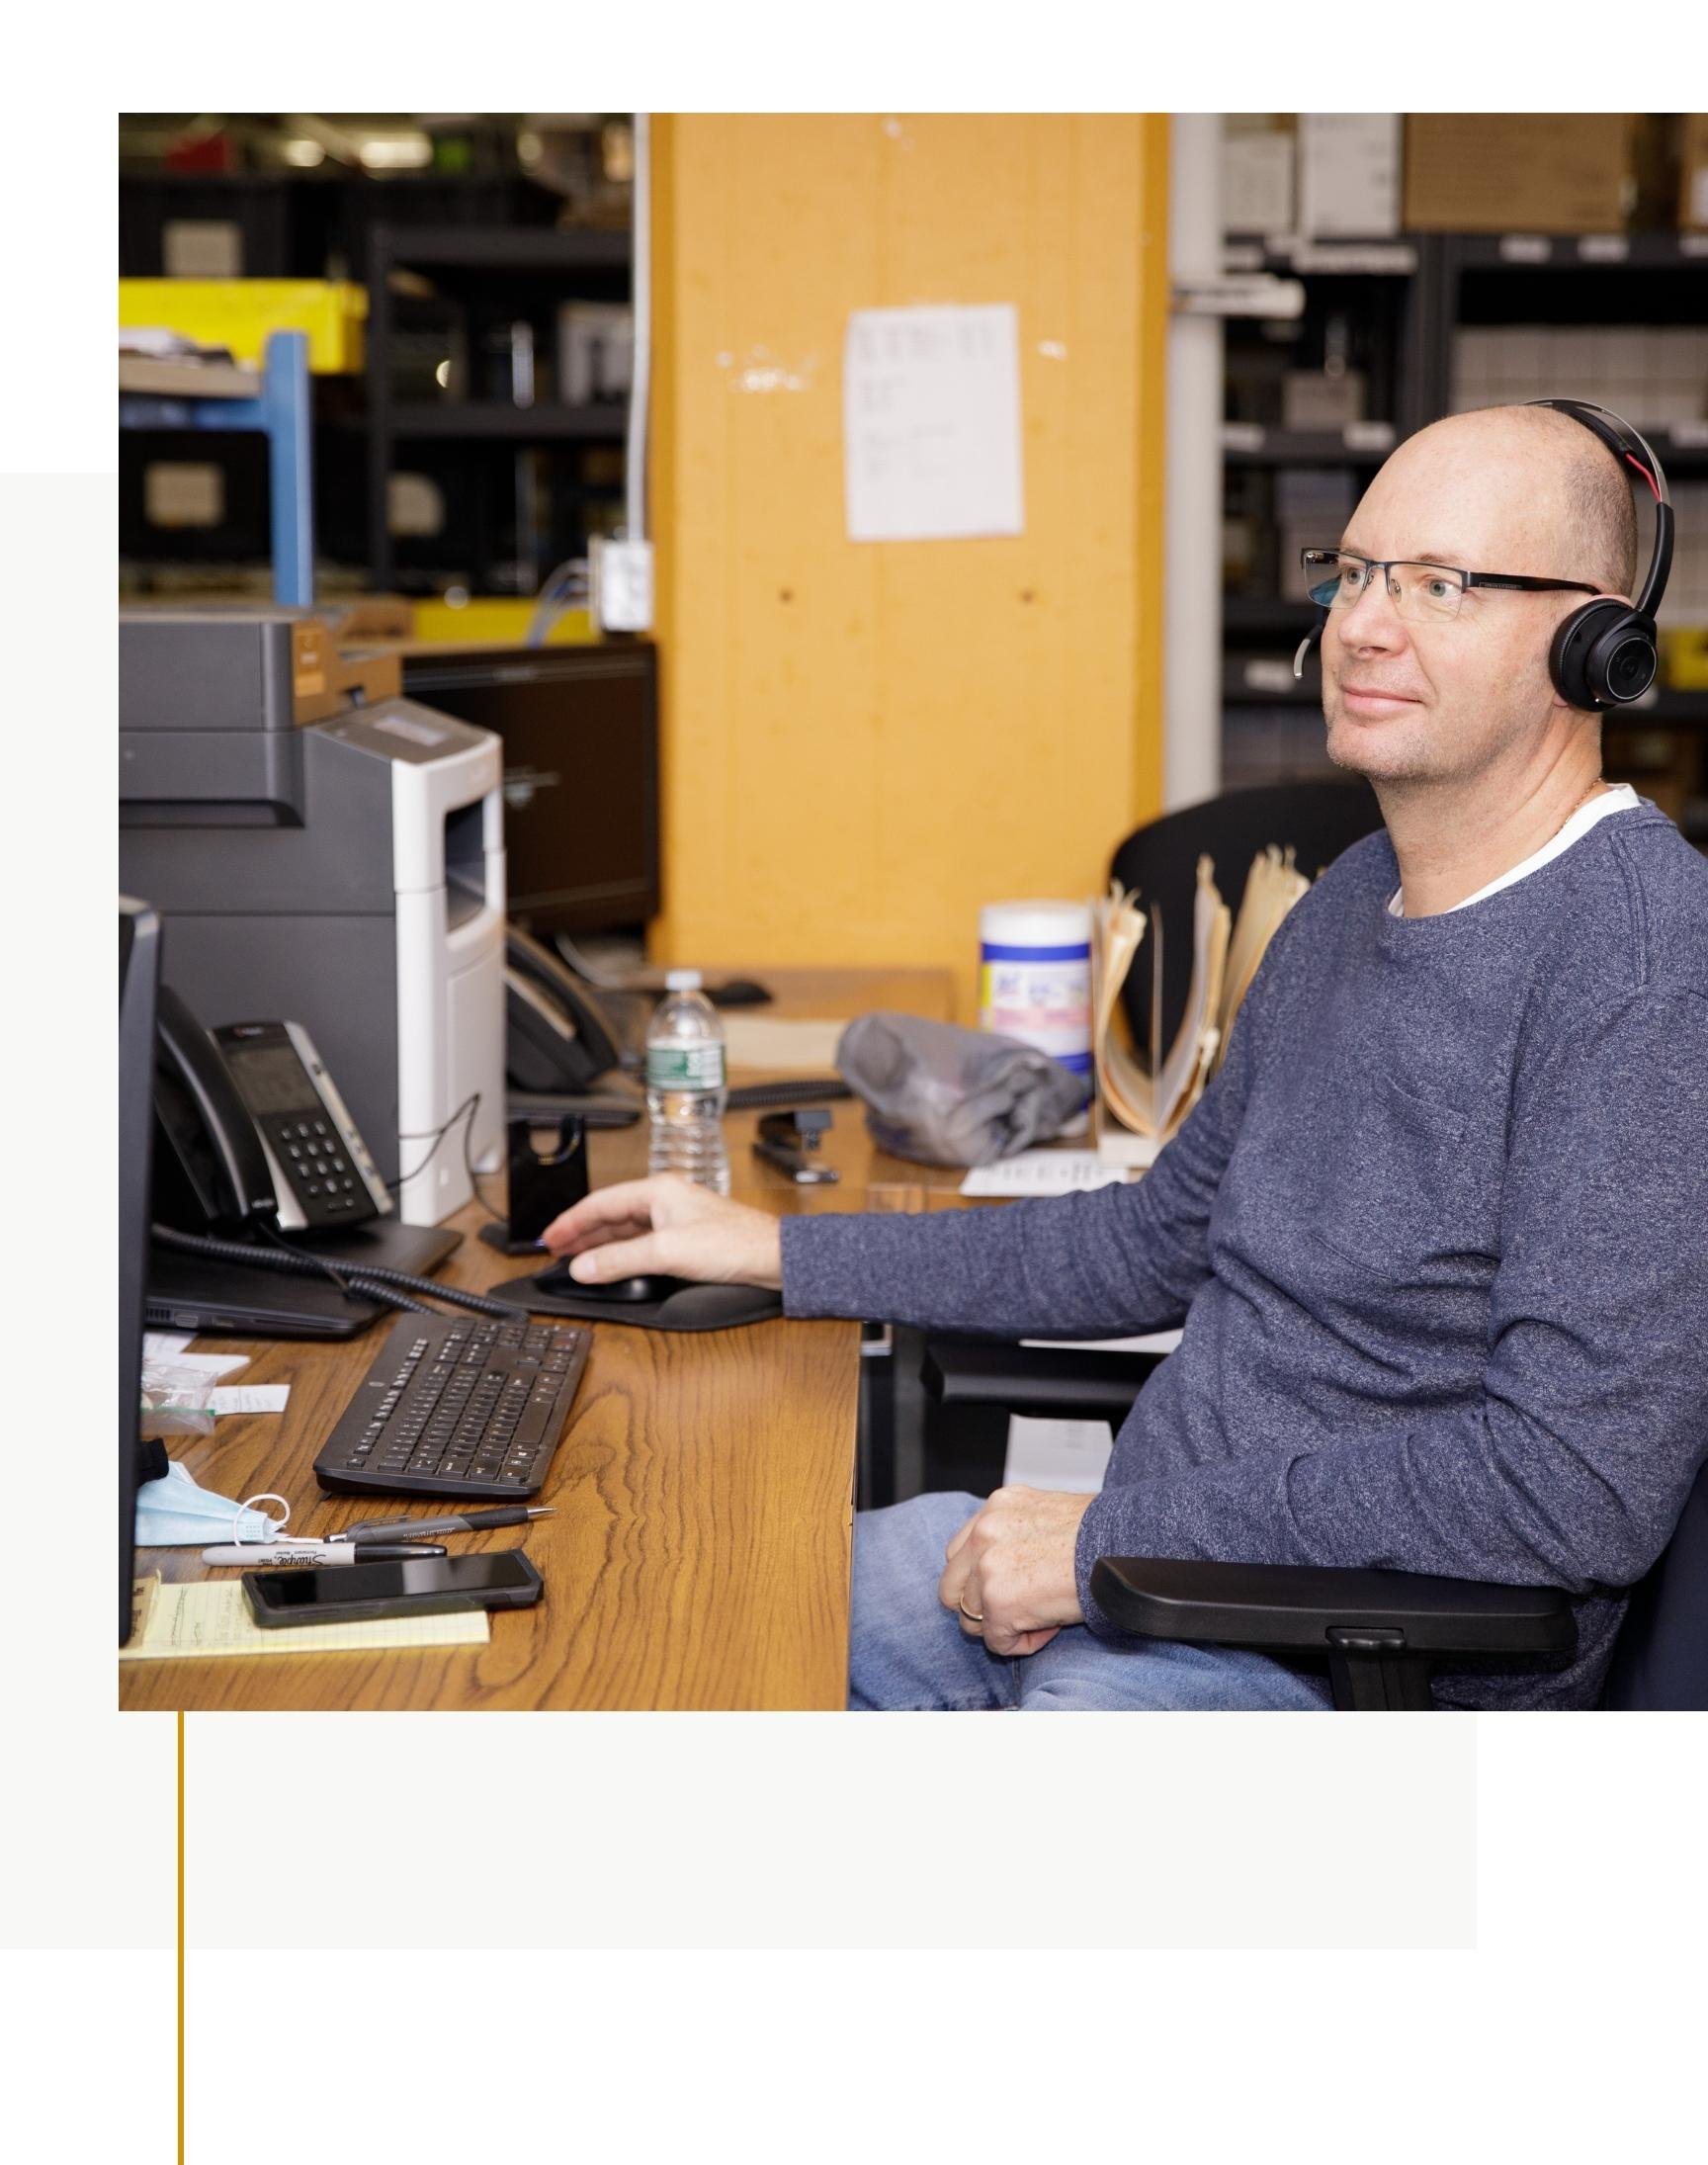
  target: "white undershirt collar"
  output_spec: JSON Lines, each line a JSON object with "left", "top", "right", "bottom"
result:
{"left": 1387, "top": 785, "right": 1640, "bottom": 918}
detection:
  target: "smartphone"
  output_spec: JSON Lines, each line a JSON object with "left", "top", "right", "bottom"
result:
{"left": 243, "top": 1548, "right": 544, "bottom": 1628}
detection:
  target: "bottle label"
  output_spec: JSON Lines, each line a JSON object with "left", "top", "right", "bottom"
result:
{"left": 647, "top": 1043, "right": 726, "bottom": 1091}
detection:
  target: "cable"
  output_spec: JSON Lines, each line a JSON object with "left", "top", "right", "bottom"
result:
{"left": 389, "top": 1092, "right": 508, "bottom": 1229}
{"left": 627, "top": 112, "right": 650, "bottom": 545}
{"left": 258, "top": 1217, "right": 359, "bottom": 1300}
{"left": 457, "top": 1099, "right": 510, "bottom": 1231}
{"left": 525, "top": 556, "right": 591, "bottom": 648}
{"left": 151, "top": 1223, "right": 516, "bottom": 1320}
{"left": 160, "top": 1227, "right": 435, "bottom": 1318}
{"left": 256, "top": 1221, "right": 435, "bottom": 1317}
{"left": 1625, "top": 450, "right": 1662, "bottom": 504}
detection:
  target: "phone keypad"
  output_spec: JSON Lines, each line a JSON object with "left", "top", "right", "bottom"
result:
{"left": 267, "top": 1112, "right": 363, "bottom": 1218}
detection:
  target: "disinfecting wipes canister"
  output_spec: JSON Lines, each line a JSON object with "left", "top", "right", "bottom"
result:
{"left": 979, "top": 900, "right": 1093, "bottom": 1084}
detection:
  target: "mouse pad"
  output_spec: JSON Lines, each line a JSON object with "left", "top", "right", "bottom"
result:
{"left": 489, "top": 1269, "right": 785, "bottom": 1333}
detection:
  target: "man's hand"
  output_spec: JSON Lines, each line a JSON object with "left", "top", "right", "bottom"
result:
{"left": 938, "top": 1486, "right": 1092, "bottom": 1657}
{"left": 540, "top": 1173, "right": 784, "bottom": 1290}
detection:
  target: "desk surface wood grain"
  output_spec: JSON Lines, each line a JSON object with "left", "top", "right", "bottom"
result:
{"left": 121, "top": 967, "right": 964, "bottom": 1714}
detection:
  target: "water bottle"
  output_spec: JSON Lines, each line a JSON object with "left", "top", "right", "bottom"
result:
{"left": 646, "top": 969, "right": 730, "bottom": 1194}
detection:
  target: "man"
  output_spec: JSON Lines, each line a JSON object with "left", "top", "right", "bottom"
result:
{"left": 543, "top": 405, "right": 1708, "bottom": 1711}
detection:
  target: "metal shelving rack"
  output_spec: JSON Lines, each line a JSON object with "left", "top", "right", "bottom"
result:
{"left": 364, "top": 224, "right": 633, "bottom": 592}
{"left": 119, "top": 328, "right": 314, "bottom": 605}
{"left": 1219, "top": 225, "right": 1708, "bottom": 837}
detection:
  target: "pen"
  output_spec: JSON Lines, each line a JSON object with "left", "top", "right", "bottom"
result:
{"left": 200, "top": 1542, "right": 448, "bottom": 1567}
{"left": 331, "top": 1507, "right": 555, "bottom": 1543}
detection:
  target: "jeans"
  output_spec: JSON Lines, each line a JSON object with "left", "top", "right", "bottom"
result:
{"left": 849, "top": 1492, "right": 1332, "bottom": 1711}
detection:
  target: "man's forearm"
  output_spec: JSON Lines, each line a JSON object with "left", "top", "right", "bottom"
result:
{"left": 779, "top": 963, "right": 1263, "bottom": 1336}
{"left": 779, "top": 1179, "right": 1203, "bottom": 1338}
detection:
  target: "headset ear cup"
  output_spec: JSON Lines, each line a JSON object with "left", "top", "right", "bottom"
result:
{"left": 1551, "top": 597, "right": 1631, "bottom": 710}
{"left": 1589, "top": 612, "right": 1659, "bottom": 705}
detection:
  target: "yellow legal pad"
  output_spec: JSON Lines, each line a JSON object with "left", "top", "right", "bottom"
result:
{"left": 122, "top": 1573, "right": 490, "bottom": 1661}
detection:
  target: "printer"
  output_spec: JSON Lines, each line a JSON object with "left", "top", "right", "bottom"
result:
{"left": 120, "top": 609, "right": 506, "bottom": 1226}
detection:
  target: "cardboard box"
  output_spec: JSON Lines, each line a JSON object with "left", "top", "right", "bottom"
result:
{"left": 1281, "top": 368, "right": 1367, "bottom": 430}
{"left": 557, "top": 303, "right": 633, "bottom": 406}
{"left": 1299, "top": 115, "right": 1401, "bottom": 238}
{"left": 330, "top": 597, "right": 415, "bottom": 643}
{"left": 1680, "top": 114, "right": 1708, "bottom": 230}
{"left": 1403, "top": 115, "right": 1637, "bottom": 233}
{"left": 1222, "top": 115, "right": 1295, "bottom": 233}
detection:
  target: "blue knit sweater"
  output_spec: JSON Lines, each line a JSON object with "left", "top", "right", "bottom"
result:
{"left": 780, "top": 805, "right": 1708, "bottom": 1708}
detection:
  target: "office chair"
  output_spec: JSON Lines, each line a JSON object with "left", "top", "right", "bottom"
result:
{"left": 921, "top": 1336, "right": 1708, "bottom": 1711}
{"left": 1109, "top": 779, "right": 1383, "bottom": 1060}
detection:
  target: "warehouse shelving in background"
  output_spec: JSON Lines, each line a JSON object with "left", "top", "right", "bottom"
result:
{"left": 1217, "top": 117, "right": 1708, "bottom": 846}
{"left": 118, "top": 115, "right": 635, "bottom": 613}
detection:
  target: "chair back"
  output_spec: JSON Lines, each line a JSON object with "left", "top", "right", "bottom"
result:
{"left": 1109, "top": 780, "right": 1384, "bottom": 1060}
{"left": 1604, "top": 1453, "right": 1708, "bottom": 1711}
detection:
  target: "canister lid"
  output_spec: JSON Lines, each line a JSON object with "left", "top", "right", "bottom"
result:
{"left": 980, "top": 900, "right": 1092, "bottom": 947}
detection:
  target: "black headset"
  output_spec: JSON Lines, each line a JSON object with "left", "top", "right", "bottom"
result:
{"left": 1528, "top": 397, "right": 1671, "bottom": 709}
{"left": 1292, "top": 397, "right": 1673, "bottom": 711}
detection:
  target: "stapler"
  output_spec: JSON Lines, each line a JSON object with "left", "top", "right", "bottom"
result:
{"left": 751, "top": 1106, "right": 839, "bottom": 1184}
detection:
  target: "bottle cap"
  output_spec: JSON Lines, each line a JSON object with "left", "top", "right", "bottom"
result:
{"left": 664, "top": 968, "right": 703, "bottom": 993}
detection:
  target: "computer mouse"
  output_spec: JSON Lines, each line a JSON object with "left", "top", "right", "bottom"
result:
{"left": 535, "top": 1261, "right": 674, "bottom": 1304}
{"left": 707, "top": 978, "right": 773, "bottom": 1007}
{"left": 647, "top": 1281, "right": 776, "bottom": 1327}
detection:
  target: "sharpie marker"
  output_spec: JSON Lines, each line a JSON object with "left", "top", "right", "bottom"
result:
{"left": 200, "top": 1542, "right": 447, "bottom": 1568}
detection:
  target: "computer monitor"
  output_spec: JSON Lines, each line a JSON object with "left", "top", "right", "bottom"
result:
{"left": 396, "top": 644, "right": 659, "bottom": 934}
{"left": 120, "top": 897, "right": 160, "bottom": 1645}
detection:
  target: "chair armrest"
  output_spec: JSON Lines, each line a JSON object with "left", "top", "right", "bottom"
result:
{"left": 921, "top": 1337, "right": 1163, "bottom": 1424}
{"left": 1090, "top": 1556, "right": 1577, "bottom": 1661}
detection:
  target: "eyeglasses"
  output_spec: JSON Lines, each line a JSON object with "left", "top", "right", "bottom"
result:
{"left": 1301, "top": 549, "right": 1600, "bottom": 626}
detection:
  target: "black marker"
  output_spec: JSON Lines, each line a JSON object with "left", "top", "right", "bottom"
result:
{"left": 202, "top": 1542, "right": 448, "bottom": 1567}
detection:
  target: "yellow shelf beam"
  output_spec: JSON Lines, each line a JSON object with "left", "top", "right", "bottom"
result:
{"left": 119, "top": 280, "right": 368, "bottom": 375}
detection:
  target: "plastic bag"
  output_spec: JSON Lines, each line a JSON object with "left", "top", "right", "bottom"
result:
{"left": 836, "top": 1011, "right": 1086, "bottom": 1168}
{"left": 139, "top": 1359, "right": 219, "bottom": 1439}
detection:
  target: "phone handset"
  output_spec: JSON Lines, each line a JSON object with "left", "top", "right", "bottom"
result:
{"left": 213, "top": 1019, "right": 391, "bottom": 1233}
{"left": 503, "top": 924, "right": 623, "bottom": 1091}
{"left": 153, "top": 984, "right": 280, "bottom": 1229}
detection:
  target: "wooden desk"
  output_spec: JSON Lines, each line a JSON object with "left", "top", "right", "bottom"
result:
{"left": 121, "top": 968, "right": 964, "bottom": 1715}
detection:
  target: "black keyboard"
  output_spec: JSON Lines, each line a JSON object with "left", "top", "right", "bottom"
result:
{"left": 314, "top": 1312, "right": 591, "bottom": 1500}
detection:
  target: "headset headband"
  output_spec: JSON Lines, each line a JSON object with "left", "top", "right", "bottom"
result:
{"left": 1525, "top": 397, "right": 1673, "bottom": 623}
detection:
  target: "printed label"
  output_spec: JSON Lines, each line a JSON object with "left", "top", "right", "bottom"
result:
{"left": 647, "top": 1044, "right": 726, "bottom": 1091}
{"left": 980, "top": 958, "right": 1091, "bottom": 1035}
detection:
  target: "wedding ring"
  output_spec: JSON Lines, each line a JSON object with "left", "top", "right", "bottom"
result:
{"left": 958, "top": 1594, "right": 984, "bottom": 1624}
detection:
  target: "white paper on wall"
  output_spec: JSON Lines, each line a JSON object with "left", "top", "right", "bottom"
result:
{"left": 843, "top": 303, "right": 1025, "bottom": 543}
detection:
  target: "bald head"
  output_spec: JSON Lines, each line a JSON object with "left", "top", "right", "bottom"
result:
{"left": 1325, "top": 402, "right": 1649, "bottom": 791}
{"left": 1387, "top": 404, "right": 1638, "bottom": 599}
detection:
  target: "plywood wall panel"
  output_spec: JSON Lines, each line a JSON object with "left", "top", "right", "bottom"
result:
{"left": 651, "top": 115, "right": 1168, "bottom": 1020}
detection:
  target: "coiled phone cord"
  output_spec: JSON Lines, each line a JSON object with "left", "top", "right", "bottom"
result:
{"left": 150, "top": 1223, "right": 516, "bottom": 1321}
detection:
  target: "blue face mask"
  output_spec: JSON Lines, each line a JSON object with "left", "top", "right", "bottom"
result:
{"left": 135, "top": 1461, "right": 291, "bottom": 1548}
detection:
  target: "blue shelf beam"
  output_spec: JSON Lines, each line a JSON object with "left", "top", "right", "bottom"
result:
{"left": 119, "top": 329, "right": 314, "bottom": 607}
